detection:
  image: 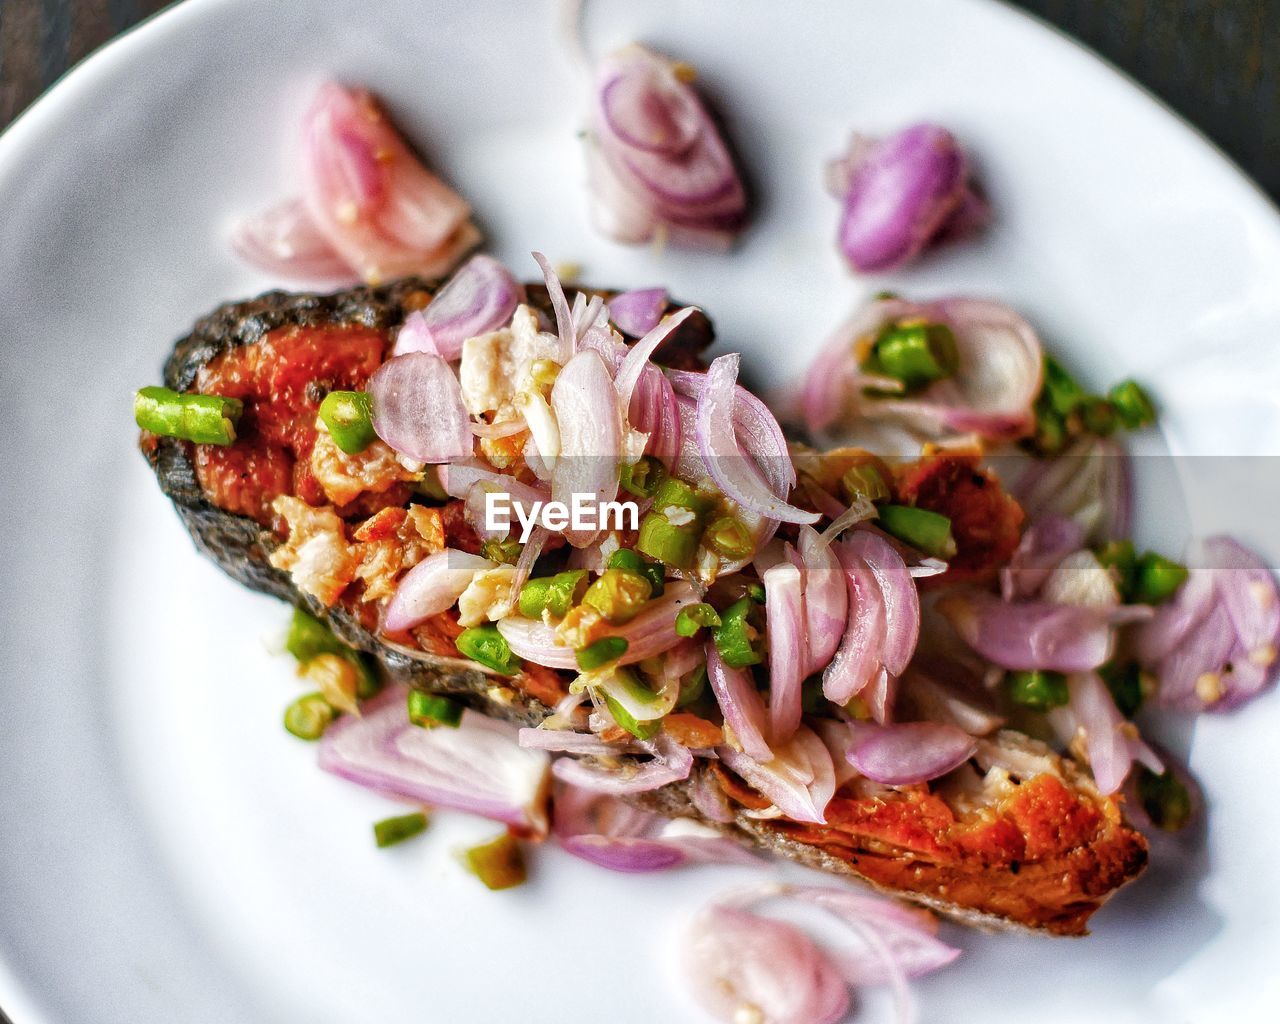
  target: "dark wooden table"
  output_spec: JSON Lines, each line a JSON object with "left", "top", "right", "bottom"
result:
{"left": 2, "top": 0, "right": 1279, "bottom": 200}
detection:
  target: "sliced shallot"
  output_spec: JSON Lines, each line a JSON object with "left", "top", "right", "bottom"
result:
{"left": 391, "top": 254, "right": 521, "bottom": 360}
{"left": 384, "top": 549, "right": 495, "bottom": 632}
{"left": 846, "top": 721, "right": 977, "bottom": 786}
{"left": 229, "top": 197, "right": 356, "bottom": 282}
{"left": 368, "top": 353, "right": 473, "bottom": 464}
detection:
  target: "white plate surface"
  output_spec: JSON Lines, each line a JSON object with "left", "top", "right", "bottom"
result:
{"left": 2, "top": 1, "right": 1280, "bottom": 1021}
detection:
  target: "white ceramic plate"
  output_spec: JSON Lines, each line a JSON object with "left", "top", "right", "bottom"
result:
{"left": 3, "top": 0, "right": 1280, "bottom": 1021}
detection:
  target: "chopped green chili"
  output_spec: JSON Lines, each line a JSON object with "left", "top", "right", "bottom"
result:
{"left": 877, "top": 504, "right": 957, "bottom": 559}
{"left": 318, "top": 390, "right": 375, "bottom": 454}
{"left": 867, "top": 321, "right": 959, "bottom": 390}
{"left": 745, "top": 581, "right": 767, "bottom": 605}
{"left": 1041, "top": 355, "right": 1087, "bottom": 417}
{"left": 636, "top": 511, "right": 700, "bottom": 569}
{"left": 456, "top": 624, "right": 521, "bottom": 675}
{"left": 576, "top": 636, "right": 629, "bottom": 671}
{"left": 1006, "top": 669, "right": 1069, "bottom": 711}
{"left": 840, "top": 462, "right": 891, "bottom": 504}
{"left": 1131, "top": 552, "right": 1188, "bottom": 605}
{"left": 374, "top": 812, "right": 429, "bottom": 848}
{"left": 283, "top": 692, "right": 335, "bottom": 740}
{"left": 607, "top": 548, "right": 664, "bottom": 596}
{"left": 408, "top": 690, "right": 464, "bottom": 728}
{"left": 1080, "top": 398, "right": 1118, "bottom": 437}
{"left": 653, "top": 477, "right": 714, "bottom": 516}
{"left": 600, "top": 670, "right": 664, "bottom": 740}
{"left": 620, "top": 456, "right": 666, "bottom": 498}
{"left": 712, "top": 597, "right": 762, "bottom": 668}
{"left": 481, "top": 538, "right": 523, "bottom": 565}
{"left": 415, "top": 465, "right": 450, "bottom": 501}
{"left": 704, "top": 516, "right": 754, "bottom": 560}
{"left": 134, "top": 386, "right": 243, "bottom": 445}
{"left": 1136, "top": 766, "right": 1192, "bottom": 831}
{"left": 676, "top": 665, "right": 709, "bottom": 708}
{"left": 1032, "top": 399, "right": 1068, "bottom": 455}
{"left": 1100, "top": 661, "right": 1148, "bottom": 718}
{"left": 285, "top": 609, "right": 379, "bottom": 697}
{"left": 1109, "top": 380, "right": 1156, "bottom": 429}
{"left": 675, "top": 602, "right": 722, "bottom": 638}
{"left": 582, "top": 569, "right": 652, "bottom": 624}
{"left": 463, "top": 833, "right": 527, "bottom": 890}
{"left": 518, "top": 569, "right": 589, "bottom": 620}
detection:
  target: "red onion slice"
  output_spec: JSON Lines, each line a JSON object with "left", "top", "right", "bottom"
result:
{"left": 835, "top": 123, "right": 968, "bottom": 274}
{"left": 518, "top": 729, "right": 638, "bottom": 756}
{"left": 823, "top": 538, "right": 887, "bottom": 706}
{"left": 795, "top": 526, "right": 849, "bottom": 674}
{"left": 390, "top": 310, "right": 441, "bottom": 357}
{"left": 497, "top": 581, "right": 701, "bottom": 669}
{"left": 368, "top": 352, "right": 473, "bottom": 464}
{"left": 846, "top": 721, "right": 977, "bottom": 786}
{"left": 1013, "top": 437, "right": 1131, "bottom": 543}
{"left": 706, "top": 644, "right": 772, "bottom": 762}
{"left": 1000, "top": 515, "right": 1088, "bottom": 601}
{"left": 939, "top": 590, "right": 1121, "bottom": 673}
{"left": 318, "top": 686, "right": 550, "bottom": 835}
{"left": 299, "top": 83, "right": 476, "bottom": 284}
{"left": 588, "top": 46, "right": 748, "bottom": 249}
{"left": 764, "top": 561, "right": 806, "bottom": 742}
{"left": 717, "top": 726, "right": 835, "bottom": 825}
{"left": 551, "top": 349, "right": 623, "bottom": 547}
{"left": 1137, "top": 536, "right": 1280, "bottom": 711}
{"left": 684, "top": 905, "right": 851, "bottom": 1024}
{"left": 613, "top": 306, "right": 696, "bottom": 409}
{"left": 552, "top": 783, "right": 758, "bottom": 872}
{"left": 392, "top": 254, "right": 520, "bottom": 361}
{"left": 696, "top": 355, "right": 818, "bottom": 525}
{"left": 608, "top": 288, "right": 668, "bottom": 336}
{"left": 550, "top": 733, "right": 693, "bottom": 794}
{"left": 846, "top": 531, "right": 919, "bottom": 677}
{"left": 229, "top": 197, "right": 356, "bottom": 283}
{"left": 1047, "top": 672, "right": 1162, "bottom": 795}
{"left": 629, "top": 363, "right": 683, "bottom": 465}
{"left": 384, "top": 549, "right": 495, "bottom": 632}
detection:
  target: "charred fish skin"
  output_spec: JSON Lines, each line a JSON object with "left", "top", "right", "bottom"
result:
{"left": 142, "top": 277, "right": 714, "bottom": 727}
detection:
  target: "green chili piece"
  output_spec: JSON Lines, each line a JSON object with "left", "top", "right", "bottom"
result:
{"left": 408, "top": 690, "right": 464, "bottom": 728}
{"left": 704, "top": 516, "right": 754, "bottom": 560}
{"left": 134, "top": 386, "right": 243, "bottom": 445}
{"left": 1081, "top": 398, "right": 1118, "bottom": 437}
{"left": 415, "top": 465, "right": 449, "bottom": 501}
{"left": 464, "top": 833, "right": 527, "bottom": 890}
{"left": 637, "top": 511, "right": 701, "bottom": 569}
{"left": 285, "top": 609, "right": 379, "bottom": 698}
{"left": 1132, "top": 552, "right": 1189, "bottom": 605}
{"left": 318, "top": 390, "right": 375, "bottom": 454}
{"left": 620, "top": 456, "right": 666, "bottom": 498}
{"left": 1032, "top": 398, "right": 1068, "bottom": 455}
{"left": 1041, "top": 356, "right": 1087, "bottom": 417}
{"left": 481, "top": 538, "right": 523, "bottom": 565}
{"left": 456, "top": 624, "right": 521, "bottom": 676}
{"left": 653, "top": 477, "right": 714, "bottom": 516}
{"left": 1006, "top": 669, "right": 1069, "bottom": 711}
{"left": 675, "top": 602, "right": 721, "bottom": 638}
{"left": 576, "top": 636, "right": 629, "bottom": 671}
{"left": 374, "top": 812, "right": 429, "bottom": 848}
{"left": 283, "top": 692, "right": 335, "bottom": 740}
{"left": 1136, "top": 766, "right": 1192, "bottom": 831}
{"left": 712, "top": 598, "right": 762, "bottom": 668}
{"left": 1100, "top": 661, "right": 1149, "bottom": 718}
{"left": 877, "top": 504, "right": 957, "bottom": 559}
{"left": 599, "top": 671, "right": 664, "bottom": 740}
{"left": 746, "top": 581, "right": 767, "bottom": 605}
{"left": 869, "top": 321, "right": 959, "bottom": 390}
{"left": 1108, "top": 380, "right": 1157, "bottom": 430}
{"left": 582, "top": 569, "right": 652, "bottom": 624}
{"left": 518, "top": 570, "right": 589, "bottom": 619}
{"left": 608, "top": 548, "right": 664, "bottom": 597}
{"left": 676, "top": 665, "right": 709, "bottom": 708}
{"left": 840, "top": 462, "right": 891, "bottom": 504}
